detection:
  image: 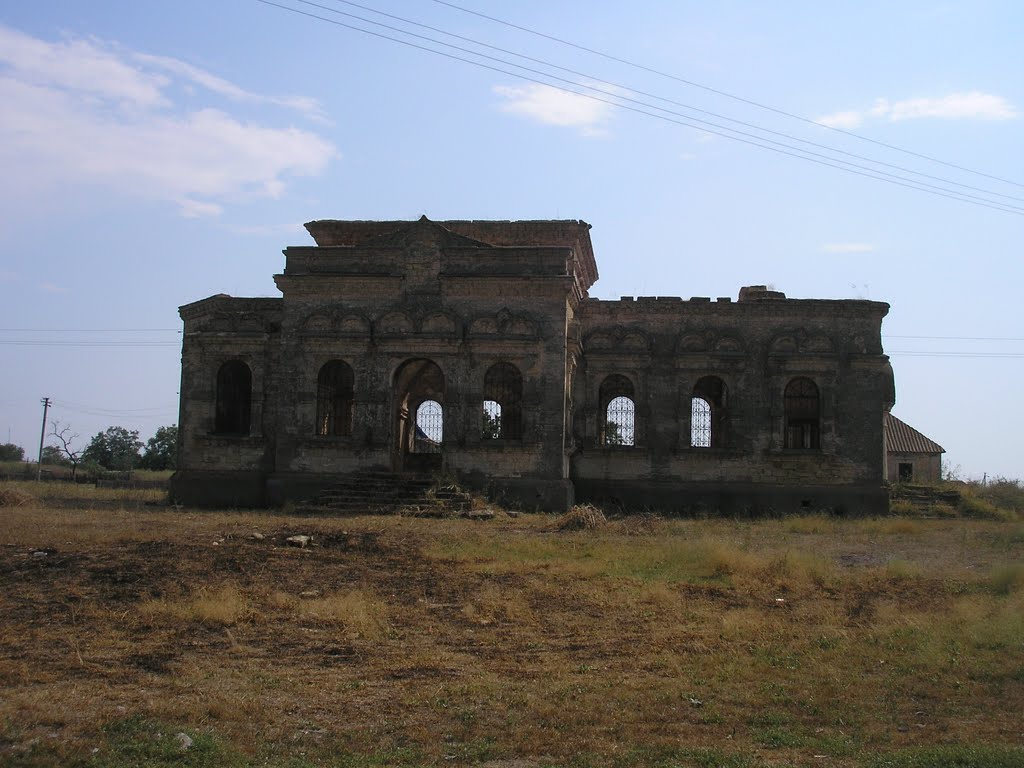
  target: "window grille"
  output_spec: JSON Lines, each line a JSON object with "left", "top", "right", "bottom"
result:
{"left": 691, "top": 376, "right": 726, "bottom": 448}
{"left": 315, "top": 360, "right": 354, "bottom": 436}
{"left": 415, "top": 399, "right": 443, "bottom": 453}
{"left": 691, "top": 397, "right": 712, "bottom": 447}
{"left": 599, "top": 374, "right": 636, "bottom": 446}
{"left": 784, "top": 377, "right": 820, "bottom": 449}
{"left": 215, "top": 361, "right": 251, "bottom": 435}
{"left": 482, "top": 362, "right": 523, "bottom": 439}
{"left": 605, "top": 396, "right": 635, "bottom": 446}
{"left": 482, "top": 400, "right": 502, "bottom": 439}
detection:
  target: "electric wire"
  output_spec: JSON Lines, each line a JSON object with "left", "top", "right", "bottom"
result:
{"left": 293, "top": 0, "right": 1024, "bottom": 212}
{"left": 330, "top": 0, "right": 1024, "bottom": 205}
{"left": 253, "top": 0, "right": 1024, "bottom": 216}
{"left": 0, "top": 341, "right": 178, "bottom": 347}
{"left": 884, "top": 334, "right": 1024, "bottom": 341}
{"left": 887, "top": 351, "right": 1024, "bottom": 358}
{"left": 430, "top": 0, "right": 1024, "bottom": 191}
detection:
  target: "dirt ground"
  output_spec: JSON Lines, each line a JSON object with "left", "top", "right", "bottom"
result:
{"left": 1, "top": 500, "right": 1022, "bottom": 767}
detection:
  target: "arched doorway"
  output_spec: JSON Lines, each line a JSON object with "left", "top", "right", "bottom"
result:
{"left": 392, "top": 359, "right": 445, "bottom": 472}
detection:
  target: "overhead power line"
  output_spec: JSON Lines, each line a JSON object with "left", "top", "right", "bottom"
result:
{"left": 0, "top": 341, "right": 178, "bottom": 347}
{"left": 256, "top": 0, "right": 1024, "bottom": 216}
{"left": 884, "top": 334, "right": 1024, "bottom": 341}
{"left": 887, "top": 351, "right": 1024, "bottom": 358}
{"left": 331, "top": 0, "right": 1024, "bottom": 206}
{"left": 430, "top": 0, "right": 1024, "bottom": 191}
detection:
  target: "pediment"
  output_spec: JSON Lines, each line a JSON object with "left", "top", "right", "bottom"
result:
{"left": 360, "top": 216, "right": 493, "bottom": 249}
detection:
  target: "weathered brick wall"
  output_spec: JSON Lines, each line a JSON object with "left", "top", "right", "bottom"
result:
{"left": 172, "top": 219, "right": 893, "bottom": 513}
{"left": 572, "top": 293, "right": 893, "bottom": 489}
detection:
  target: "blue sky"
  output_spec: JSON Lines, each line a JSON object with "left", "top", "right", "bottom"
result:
{"left": 1, "top": 1, "right": 1021, "bottom": 480}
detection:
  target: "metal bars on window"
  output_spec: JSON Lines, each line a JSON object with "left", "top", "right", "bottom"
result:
{"left": 691, "top": 397, "right": 712, "bottom": 447}
{"left": 415, "top": 399, "right": 443, "bottom": 453}
{"left": 599, "top": 374, "right": 636, "bottom": 446}
{"left": 482, "top": 362, "right": 523, "bottom": 440}
{"left": 605, "top": 395, "right": 636, "bottom": 446}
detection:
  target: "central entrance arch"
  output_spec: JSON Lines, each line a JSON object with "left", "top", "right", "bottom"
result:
{"left": 392, "top": 358, "right": 445, "bottom": 472}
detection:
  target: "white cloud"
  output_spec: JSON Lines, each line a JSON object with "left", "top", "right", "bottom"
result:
{"left": 817, "top": 110, "right": 864, "bottom": 129}
{"left": 818, "top": 91, "right": 1017, "bottom": 129}
{"left": 0, "top": 24, "right": 338, "bottom": 217}
{"left": 493, "top": 83, "right": 615, "bottom": 136}
{"left": 886, "top": 92, "right": 1017, "bottom": 121}
{"left": 39, "top": 282, "right": 68, "bottom": 294}
{"left": 179, "top": 199, "right": 224, "bottom": 218}
{"left": 132, "top": 52, "right": 328, "bottom": 122}
{"left": 822, "top": 243, "right": 875, "bottom": 254}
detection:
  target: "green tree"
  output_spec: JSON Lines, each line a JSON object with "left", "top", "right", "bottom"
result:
{"left": 140, "top": 425, "right": 177, "bottom": 470}
{"left": 0, "top": 443, "right": 25, "bottom": 462}
{"left": 40, "top": 446, "right": 70, "bottom": 466}
{"left": 604, "top": 419, "right": 625, "bottom": 446}
{"left": 82, "top": 426, "right": 143, "bottom": 471}
{"left": 482, "top": 402, "right": 501, "bottom": 439}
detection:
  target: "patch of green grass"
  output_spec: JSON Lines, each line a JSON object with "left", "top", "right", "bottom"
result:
{"left": 91, "top": 717, "right": 243, "bottom": 767}
{"left": 752, "top": 725, "right": 807, "bottom": 749}
{"left": 959, "top": 494, "right": 1017, "bottom": 522}
{"left": 865, "top": 744, "right": 1024, "bottom": 768}
{"left": 607, "top": 746, "right": 767, "bottom": 768}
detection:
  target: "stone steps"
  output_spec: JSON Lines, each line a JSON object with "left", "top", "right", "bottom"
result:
{"left": 295, "top": 470, "right": 473, "bottom": 516}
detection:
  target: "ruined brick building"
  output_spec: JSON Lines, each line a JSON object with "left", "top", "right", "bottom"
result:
{"left": 171, "top": 217, "right": 897, "bottom": 514}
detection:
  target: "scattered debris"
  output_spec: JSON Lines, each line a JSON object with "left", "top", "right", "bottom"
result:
{"left": 688, "top": 697, "right": 703, "bottom": 707}
{"left": 250, "top": 532, "right": 265, "bottom": 541}
{"left": 286, "top": 535, "right": 313, "bottom": 548}
{"left": 175, "top": 732, "right": 193, "bottom": 751}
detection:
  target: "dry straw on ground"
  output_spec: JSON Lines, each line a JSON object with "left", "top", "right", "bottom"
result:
{"left": 555, "top": 502, "right": 607, "bottom": 530}
{"left": 0, "top": 487, "right": 36, "bottom": 507}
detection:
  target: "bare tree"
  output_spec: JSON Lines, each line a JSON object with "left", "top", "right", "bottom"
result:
{"left": 49, "top": 421, "right": 83, "bottom": 480}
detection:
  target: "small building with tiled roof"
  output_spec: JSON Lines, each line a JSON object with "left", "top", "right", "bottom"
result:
{"left": 885, "top": 413, "right": 945, "bottom": 483}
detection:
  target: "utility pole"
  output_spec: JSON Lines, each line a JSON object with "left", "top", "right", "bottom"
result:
{"left": 37, "top": 397, "right": 51, "bottom": 481}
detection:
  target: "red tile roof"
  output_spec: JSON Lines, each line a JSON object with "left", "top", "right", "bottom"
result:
{"left": 885, "top": 413, "right": 945, "bottom": 455}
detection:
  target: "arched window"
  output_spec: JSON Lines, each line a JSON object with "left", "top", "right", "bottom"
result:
{"left": 482, "top": 362, "right": 523, "bottom": 440}
{"left": 691, "top": 398, "right": 712, "bottom": 447}
{"left": 691, "top": 376, "right": 727, "bottom": 448}
{"left": 415, "top": 399, "right": 443, "bottom": 453}
{"left": 215, "top": 361, "right": 252, "bottom": 435}
{"left": 785, "top": 377, "right": 820, "bottom": 449}
{"left": 316, "top": 360, "right": 354, "bottom": 436}
{"left": 599, "top": 374, "right": 635, "bottom": 446}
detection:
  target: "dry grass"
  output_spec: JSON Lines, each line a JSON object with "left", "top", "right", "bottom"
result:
{"left": 0, "top": 486, "right": 37, "bottom": 507}
{"left": 1, "top": 494, "right": 1023, "bottom": 767}
{"left": 555, "top": 502, "right": 607, "bottom": 530}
